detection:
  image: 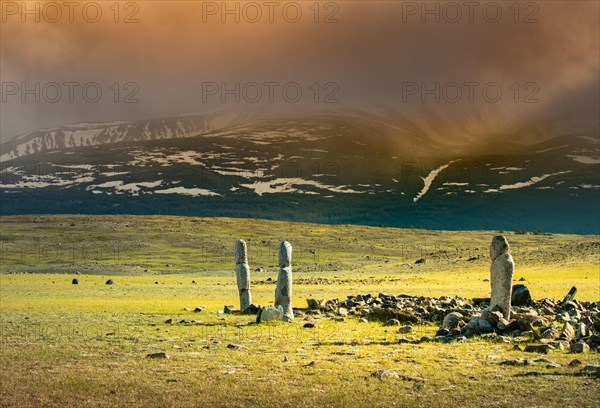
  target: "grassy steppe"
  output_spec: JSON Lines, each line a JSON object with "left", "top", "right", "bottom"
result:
{"left": 1, "top": 215, "right": 599, "bottom": 407}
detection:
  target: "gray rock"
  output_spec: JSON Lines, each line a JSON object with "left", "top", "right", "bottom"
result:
{"left": 497, "top": 317, "right": 510, "bottom": 331}
{"left": 561, "top": 322, "right": 575, "bottom": 340}
{"left": 442, "top": 312, "right": 463, "bottom": 330}
{"left": 105, "top": 279, "right": 114, "bottom": 285}
{"left": 489, "top": 236, "right": 514, "bottom": 319}
{"left": 562, "top": 286, "right": 577, "bottom": 303}
{"left": 227, "top": 343, "right": 245, "bottom": 349}
{"left": 274, "top": 241, "right": 293, "bottom": 321}
{"left": 466, "top": 316, "right": 494, "bottom": 333}
{"left": 194, "top": 306, "right": 206, "bottom": 313}
{"left": 534, "top": 358, "right": 561, "bottom": 368}
{"left": 576, "top": 322, "right": 588, "bottom": 339}
{"left": 259, "top": 305, "right": 284, "bottom": 322}
{"left": 371, "top": 369, "right": 400, "bottom": 380}
{"left": 398, "top": 326, "right": 413, "bottom": 334}
{"left": 383, "top": 319, "right": 400, "bottom": 327}
{"left": 235, "top": 240, "right": 252, "bottom": 311}
{"left": 481, "top": 309, "right": 503, "bottom": 327}
{"left": 436, "top": 328, "right": 450, "bottom": 337}
{"left": 511, "top": 284, "right": 532, "bottom": 306}
{"left": 224, "top": 305, "right": 238, "bottom": 314}
{"left": 524, "top": 344, "right": 553, "bottom": 354}
{"left": 541, "top": 328, "right": 559, "bottom": 339}
{"left": 500, "top": 358, "right": 533, "bottom": 366}
{"left": 570, "top": 342, "right": 590, "bottom": 353}
{"left": 306, "top": 299, "right": 321, "bottom": 310}
{"left": 337, "top": 307, "right": 349, "bottom": 317}
{"left": 71, "top": 278, "right": 79, "bottom": 285}
{"left": 242, "top": 304, "right": 261, "bottom": 315}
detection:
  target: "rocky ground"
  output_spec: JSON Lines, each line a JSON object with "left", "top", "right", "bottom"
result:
{"left": 300, "top": 286, "right": 599, "bottom": 370}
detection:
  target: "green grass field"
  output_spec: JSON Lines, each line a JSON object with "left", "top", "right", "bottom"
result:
{"left": 1, "top": 215, "right": 599, "bottom": 407}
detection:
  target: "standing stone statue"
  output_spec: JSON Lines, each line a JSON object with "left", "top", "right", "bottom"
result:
{"left": 274, "top": 241, "right": 293, "bottom": 321}
{"left": 235, "top": 239, "right": 252, "bottom": 311}
{"left": 489, "top": 235, "right": 514, "bottom": 319}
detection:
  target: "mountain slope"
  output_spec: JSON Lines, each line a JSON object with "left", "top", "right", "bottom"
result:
{"left": 1, "top": 111, "right": 598, "bottom": 233}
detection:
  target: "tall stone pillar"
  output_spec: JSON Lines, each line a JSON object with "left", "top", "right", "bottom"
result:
{"left": 274, "top": 241, "right": 293, "bottom": 321}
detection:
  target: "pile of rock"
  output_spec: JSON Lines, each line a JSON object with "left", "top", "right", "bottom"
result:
{"left": 306, "top": 290, "right": 600, "bottom": 352}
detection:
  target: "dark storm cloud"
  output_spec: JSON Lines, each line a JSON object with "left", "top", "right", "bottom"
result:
{"left": 1, "top": 0, "right": 598, "bottom": 142}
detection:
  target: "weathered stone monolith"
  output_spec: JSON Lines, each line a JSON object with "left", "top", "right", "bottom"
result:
{"left": 235, "top": 239, "right": 252, "bottom": 311}
{"left": 274, "top": 241, "right": 293, "bottom": 321}
{"left": 489, "top": 235, "right": 514, "bottom": 319}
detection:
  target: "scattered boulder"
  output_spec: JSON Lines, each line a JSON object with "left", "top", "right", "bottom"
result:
{"left": 194, "top": 306, "right": 206, "bottom": 313}
{"left": 72, "top": 278, "right": 79, "bottom": 285}
{"left": 105, "top": 279, "right": 114, "bottom": 285}
{"left": 398, "top": 326, "right": 413, "bottom": 334}
{"left": 415, "top": 258, "right": 426, "bottom": 264}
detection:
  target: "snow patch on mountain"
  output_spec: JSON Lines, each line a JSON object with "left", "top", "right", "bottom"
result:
{"left": 484, "top": 171, "right": 572, "bottom": 193}
{"left": 240, "top": 178, "right": 364, "bottom": 196}
{"left": 567, "top": 155, "right": 600, "bottom": 165}
{"left": 413, "top": 160, "right": 460, "bottom": 203}
{"left": 154, "top": 187, "right": 221, "bottom": 197}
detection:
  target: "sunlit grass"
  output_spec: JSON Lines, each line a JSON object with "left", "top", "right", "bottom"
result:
{"left": 0, "top": 215, "right": 599, "bottom": 407}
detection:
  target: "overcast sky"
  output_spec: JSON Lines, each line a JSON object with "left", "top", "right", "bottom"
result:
{"left": 1, "top": 0, "right": 598, "bottom": 143}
